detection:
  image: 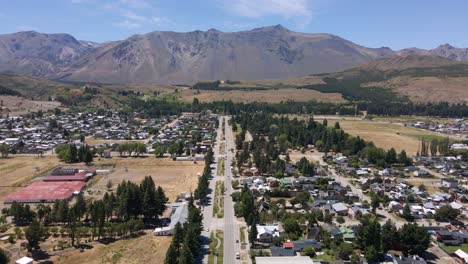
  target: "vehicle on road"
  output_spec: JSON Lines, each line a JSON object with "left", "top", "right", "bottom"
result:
{"left": 236, "top": 253, "right": 240, "bottom": 259}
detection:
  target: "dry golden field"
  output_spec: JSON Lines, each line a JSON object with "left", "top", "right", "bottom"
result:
{"left": 0, "top": 95, "right": 62, "bottom": 116}
{"left": 296, "top": 115, "right": 463, "bottom": 155}
{"left": 50, "top": 232, "right": 171, "bottom": 264}
{"left": 331, "top": 120, "right": 454, "bottom": 155}
{"left": 91, "top": 156, "right": 204, "bottom": 201}
{"left": 364, "top": 76, "right": 468, "bottom": 103}
{"left": 180, "top": 88, "right": 345, "bottom": 103}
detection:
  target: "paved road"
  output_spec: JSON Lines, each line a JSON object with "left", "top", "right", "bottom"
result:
{"left": 201, "top": 116, "right": 224, "bottom": 263}
{"left": 223, "top": 116, "right": 239, "bottom": 264}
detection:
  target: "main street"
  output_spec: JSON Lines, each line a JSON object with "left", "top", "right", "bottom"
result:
{"left": 201, "top": 116, "right": 224, "bottom": 263}
{"left": 223, "top": 116, "right": 239, "bottom": 264}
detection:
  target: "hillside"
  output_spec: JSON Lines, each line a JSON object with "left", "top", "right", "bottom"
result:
{"left": 0, "top": 31, "right": 95, "bottom": 76}
{"left": 56, "top": 25, "right": 395, "bottom": 84}
{"left": 316, "top": 55, "right": 468, "bottom": 103}
{"left": 0, "top": 27, "right": 468, "bottom": 85}
{"left": 0, "top": 74, "right": 75, "bottom": 99}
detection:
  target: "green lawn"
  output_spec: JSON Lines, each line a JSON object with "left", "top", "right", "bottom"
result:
{"left": 314, "top": 253, "right": 335, "bottom": 262}
{"left": 208, "top": 232, "right": 217, "bottom": 264}
{"left": 216, "top": 230, "right": 224, "bottom": 264}
{"left": 217, "top": 158, "right": 225, "bottom": 176}
{"left": 440, "top": 243, "right": 468, "bottom": 254}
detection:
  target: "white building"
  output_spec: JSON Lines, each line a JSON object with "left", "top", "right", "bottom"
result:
{"left": 154, "top": 203, "right": 188, "bottom": 236}
{"left": 16, "top": 257, "right": 34, "bottom": 264}
{"left": 256, "top": 225, "right": 280, "bottom": 243}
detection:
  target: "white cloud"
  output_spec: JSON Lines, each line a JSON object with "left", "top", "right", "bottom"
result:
{"left": 118, "top": 0, "right": 151, "bottom": 9}
{"left": 224, "top": 0, "right": 312, "bottom": 18}
{"left": 70, "top": 0, "right": 95, "bottom": 4}
{"left": 123, "top": 11, "right": 171, "bottom": 25}
{"left": 16, "top": 26, "right": 39, "bottom": 31}
{"left": 115, "top": 20, "right": 141, "bottom": 29}
{"left": 223, "top": 21, "right": 258, "bottom": 30}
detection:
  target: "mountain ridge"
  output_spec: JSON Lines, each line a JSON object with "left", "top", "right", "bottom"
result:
{"left": 0, "top": 26, "right": 468, "bottom": 84}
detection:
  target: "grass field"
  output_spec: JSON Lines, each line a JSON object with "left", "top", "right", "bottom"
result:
{"left": 217, "top": 158, "right": 225, "bottom": 176}
{"left": 179, "top": 88, "right": 345, "bottom": 103}
{"left": 0, "top": 155, "right": 62, "bottom": 202}
{"left": 213, "top": 181, "right": 225, "bottom": 218}
{"left": 440, "top": 243, "right": 468, "bottom": 254}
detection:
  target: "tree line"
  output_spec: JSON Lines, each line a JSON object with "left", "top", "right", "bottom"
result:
{"left": 358, "top": 216, "right": 430, "bottom": 262}
{"left": 164, "top": 198, "right": 204, "bottom": 264}
{"left": 194, "top": 148, "right": 214, "bottom": 202}
{"left": 55, "top": 144, "right": 94, "bottom": 163}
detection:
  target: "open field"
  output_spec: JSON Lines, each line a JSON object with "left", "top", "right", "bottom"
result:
{"left": 84, "top": 137, "right": 146, "bottom": 146}
{"left": 179, "top": 88, "right": 345, "bottom": 103}
{"left": 338, "top": 120, "right": 443, "bottom": 155}
{"left": 0, "top": 155, "right": 62, "bottom": 203}
{"left": 50, "top": 232, "right": 171, "bottom": 264}
{"left": 0, "top": 95, "right": 62, "bottom": 116}
{"left": 90, "top": 156, "right": 204, "bottom": 201}
{"left": 310, "top": 116, "right": 462, "bottom": 155}
{"left": 364, "top": 76, "right": 468, "bottom": 103}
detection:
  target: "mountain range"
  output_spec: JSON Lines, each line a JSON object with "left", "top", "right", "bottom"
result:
{"left": 0, "top": 25, "right": 468, "bottom": 84}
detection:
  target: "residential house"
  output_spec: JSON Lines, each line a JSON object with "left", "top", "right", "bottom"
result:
{"left": 256, "top": 225, "right": 280, "bottom": 243}
{"left": 441, "top": 178, "right": 458, "bottom": 189}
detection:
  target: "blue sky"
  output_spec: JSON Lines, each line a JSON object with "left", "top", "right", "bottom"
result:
{"left": 0, "top": 0, "right": 467, "bottom": 50}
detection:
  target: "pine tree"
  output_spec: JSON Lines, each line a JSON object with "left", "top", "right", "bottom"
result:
{"left": 399, "top": 223, "right": 430, "bottom": 257}
{"left": 25, "top": 219, "right": 46, "bottom": 252}
{"left": 178, "top": 242, "right": 194, "bottom": 264}
{"left": 0, "top": 248, "right": 10, "bottom": 264}
{"left": 382, "top": 219, "right": 399, "bottom": 251}
{"left": 249, "top": 222, "right": 258, "bottom": 244}
{"left": 164, "top": 244, "right": 178, "bottom": 264}
{"left": 73, "top": 193, "right": 87, "bottom": 219}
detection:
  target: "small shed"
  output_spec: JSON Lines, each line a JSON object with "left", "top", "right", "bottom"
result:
{"left": 16, "top": 257, "right": 34, "bottom": 264}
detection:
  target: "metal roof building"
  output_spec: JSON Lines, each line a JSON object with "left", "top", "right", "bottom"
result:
{"left": 154, "top": 202, "right": 188, "bottom": 236}
{"left": 4, "top": 181, "right": 86, "bottom": 204}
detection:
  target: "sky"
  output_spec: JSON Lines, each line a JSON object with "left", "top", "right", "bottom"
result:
{"left": 0, "top": 0, "right": 467, "bottom": 50}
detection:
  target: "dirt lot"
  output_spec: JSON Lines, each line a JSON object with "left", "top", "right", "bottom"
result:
{"left": 180, "top": 88, "right": 345, "bottom": 103}
{"left": 91, "top": 156, "right": 204, "bottom": 202}
{"left": 0, "top": 155, "right": 62, "bottom": 203}
{"left": 50, "top": 232, "right": 171, "bottom": 264}
{"left": 287, "top": 149, "right": 324, "bottom": 164}
{"left": 0, "top": 95, "right": 62, "bottom": 116}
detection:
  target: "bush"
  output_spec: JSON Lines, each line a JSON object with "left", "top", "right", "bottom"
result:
{"left": 303, "top": 246, "right": 316, "bottom": 257}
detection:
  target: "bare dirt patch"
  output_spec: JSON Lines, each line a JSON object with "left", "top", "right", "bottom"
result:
{"left": 91, "top": 156, "right": 204, "bottom": 201}
{"left": 180, "top": 89, "right": 345, "bottom": 103}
